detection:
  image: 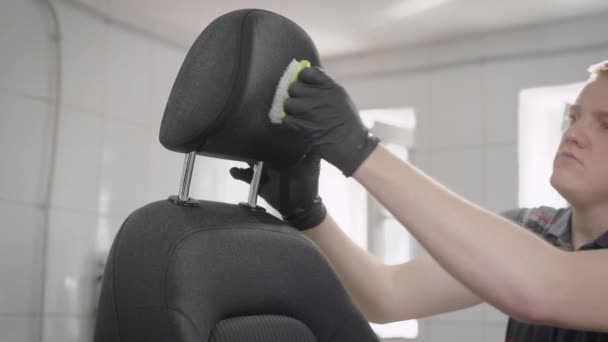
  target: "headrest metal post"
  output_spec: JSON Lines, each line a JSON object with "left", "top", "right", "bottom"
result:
{"left": 247, "top": 161, "right": 264, "bottom": 207}
{"left": 178, "top": 152, "right": 196, "bottom": 202}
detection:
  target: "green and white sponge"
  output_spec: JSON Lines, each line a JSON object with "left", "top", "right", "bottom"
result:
{"left": 269, "top": 59, "right": 311, "bottom": 124}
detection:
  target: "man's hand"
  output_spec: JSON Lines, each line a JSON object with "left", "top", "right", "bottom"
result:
{"left": 282, "top": 67, "right": 380, "bottom": 177}
{"left": 230, "top": 154, "right": 326, "bottom": 230}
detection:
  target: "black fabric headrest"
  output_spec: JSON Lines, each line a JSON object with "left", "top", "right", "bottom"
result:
{"left": 160, "top": 9, "right": 321, "bottom": 167}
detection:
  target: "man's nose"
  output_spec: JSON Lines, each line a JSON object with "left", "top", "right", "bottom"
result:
{"left": 562, "top": 118, "right": 590, "bottom": 148}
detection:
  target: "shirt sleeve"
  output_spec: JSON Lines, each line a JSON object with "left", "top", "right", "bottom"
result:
{"left": 499, "top": 207, "right": 562, "bottom": 237}
{"left": 499, "top": 208, "right": 527, "bottom": 225}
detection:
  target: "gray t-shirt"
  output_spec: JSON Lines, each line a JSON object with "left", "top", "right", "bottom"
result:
{"left": 501, "top": 206, "right": 608, "bottom": 342}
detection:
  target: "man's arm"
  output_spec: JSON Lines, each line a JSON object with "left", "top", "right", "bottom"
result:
{"left": 305, "top": 213, "right": 483, "bottom": 323}
{"left": 353, "top": 144, "right": 608, "bottom": 331}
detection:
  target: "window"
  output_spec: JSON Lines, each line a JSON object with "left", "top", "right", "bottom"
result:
{"left": 518, "top": 82, "right": 585, "bottom": 208}
{"left": 320, "top": 107, "right": 418, "bottom": 339}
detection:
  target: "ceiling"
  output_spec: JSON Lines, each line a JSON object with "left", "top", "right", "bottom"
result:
{"left": 72, "top": 0, "right": 608, "bottom": 58}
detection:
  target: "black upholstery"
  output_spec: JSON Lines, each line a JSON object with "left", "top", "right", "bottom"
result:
{"left": 209, "top": 316, "right": 316, "bottom": 342}
{"left": 160, "top": 9, "right": 320, "bottom": 167}
{"left": 94, "top": 201, "right": 380, "bottom": 341}
{"left": 95, "top": 8, "right": 380, "bottom": 342}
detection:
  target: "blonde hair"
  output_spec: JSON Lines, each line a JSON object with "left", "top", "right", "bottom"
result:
{"left": 588, "top": 60, "right": 608, "bottom": 79}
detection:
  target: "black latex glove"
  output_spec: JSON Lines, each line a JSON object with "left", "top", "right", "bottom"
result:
{"left": 282, "top": 67, "right": 380, "bottom": 177}
{"left": 229, "top": 154, "right": 327, "bottom": 230}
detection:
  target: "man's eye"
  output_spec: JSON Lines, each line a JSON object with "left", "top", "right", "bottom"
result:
{"left": 601, "top": 122, "right": 608, "bottom": 130}
{"left": 561, "top": 115, "right": 573, "bottom": 132}
{"left": 564, "top": 114, "right": 576, "bottom": 127}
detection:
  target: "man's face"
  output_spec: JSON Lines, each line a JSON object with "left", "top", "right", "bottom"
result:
{"left": 550, "top": 74, "right": 608, "bottom": 207}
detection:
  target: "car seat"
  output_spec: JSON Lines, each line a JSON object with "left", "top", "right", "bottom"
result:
{"left": 94, "top": 8, "right": 380, "bottom": 342}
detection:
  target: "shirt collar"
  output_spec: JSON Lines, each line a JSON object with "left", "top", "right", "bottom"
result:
{"left": 548, "top": 207, "right": 608, "bottom": 250}
{"left": 590, "top": 231, "right": 608, "bottom": 249}
{"left": 546, "top": 207, "right": 571, "bottom": 239}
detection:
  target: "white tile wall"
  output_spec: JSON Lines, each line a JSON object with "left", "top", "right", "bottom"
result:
{"left": 0, "top": 203, "right": 44, "bottom": 314}
{"left": 56, "top": 2, "right": 108, "bottom": 114}
{"left": 349, "top": 73, "right": 430, "bottom": 110}
{"left": 106, "top": 25, "right": 154, "bottom": 126}
{"left": 348, "top": 73, "right": 432, "bottom": 151}
{"left": 42, "top": 316, "right": 94, "bottom": 342}
{"left": 75, "top": 0, "right": 110, "bottom": 13}
{"left": 98, "top": 119, "right": 150, "bottom": 217}
{"left": 326, "top": 45, "right": 432, "bottom": 80}
{"left": 482, "top": 59, "right": 539, "bottom": 145}
{"left": 0, "top": 1, "right": 194, "bottom": 341}
{"left": 485, "top": 145, "right": 518, "bottom": 213}
{"left": 429, "top": 148, "right": 485, "bottom": 205}
{"left": 324, "top": 13, "right": 608, "bottom": 84}
{"left": 429, "top": 66, "right": 484, "bottom": 148}
{"left": 0, "top": 1, "right": 51, "bottom": 340}
{"left": 482, "top": 303, "right": 509, "bottom": 323}
{"left": 95, "top": 214, "right": 128, "bottom": 257}
{"left": 410, "top": 149, "right": 432, "bottom": 174}
{"left": 482, "top": 26, "right": 545, "bottom": 59}
{"left": 50, "top": 109, "right": 103, "bottom": 212}
{"left": 533, "top": 49, "right": 608, "bottom": 87}
{"left": 428, "top": 35, "right": 487, "bottom": 66}
{"left": 483, "top": 321, "right": 508, "bottom": 341}
{"left": 0, "top": 0, "right": 50, "bottom": 99}
{"left": 0, "top": 92, "right": 53, "bottom": 206}
{"left": 0, "top": 316, "right": 41, "bottom": 342}
{"left": 44, "top": 209, "right": 100, "bottom": 315}
{"left": 535, "top": 14, "right": 608, "bottom": 53}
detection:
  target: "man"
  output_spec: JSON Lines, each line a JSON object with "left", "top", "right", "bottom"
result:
{"left": 231, "top": 61, "right": 608, "bottom": 340}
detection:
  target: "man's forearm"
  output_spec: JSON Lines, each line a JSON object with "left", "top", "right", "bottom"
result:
{"left": 353, "top": 144, "right": 564, "bottom": 320}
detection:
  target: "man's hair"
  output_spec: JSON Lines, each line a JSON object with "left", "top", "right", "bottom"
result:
{"left": 588, "top": 60, "right": 608, "bottom": 80}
